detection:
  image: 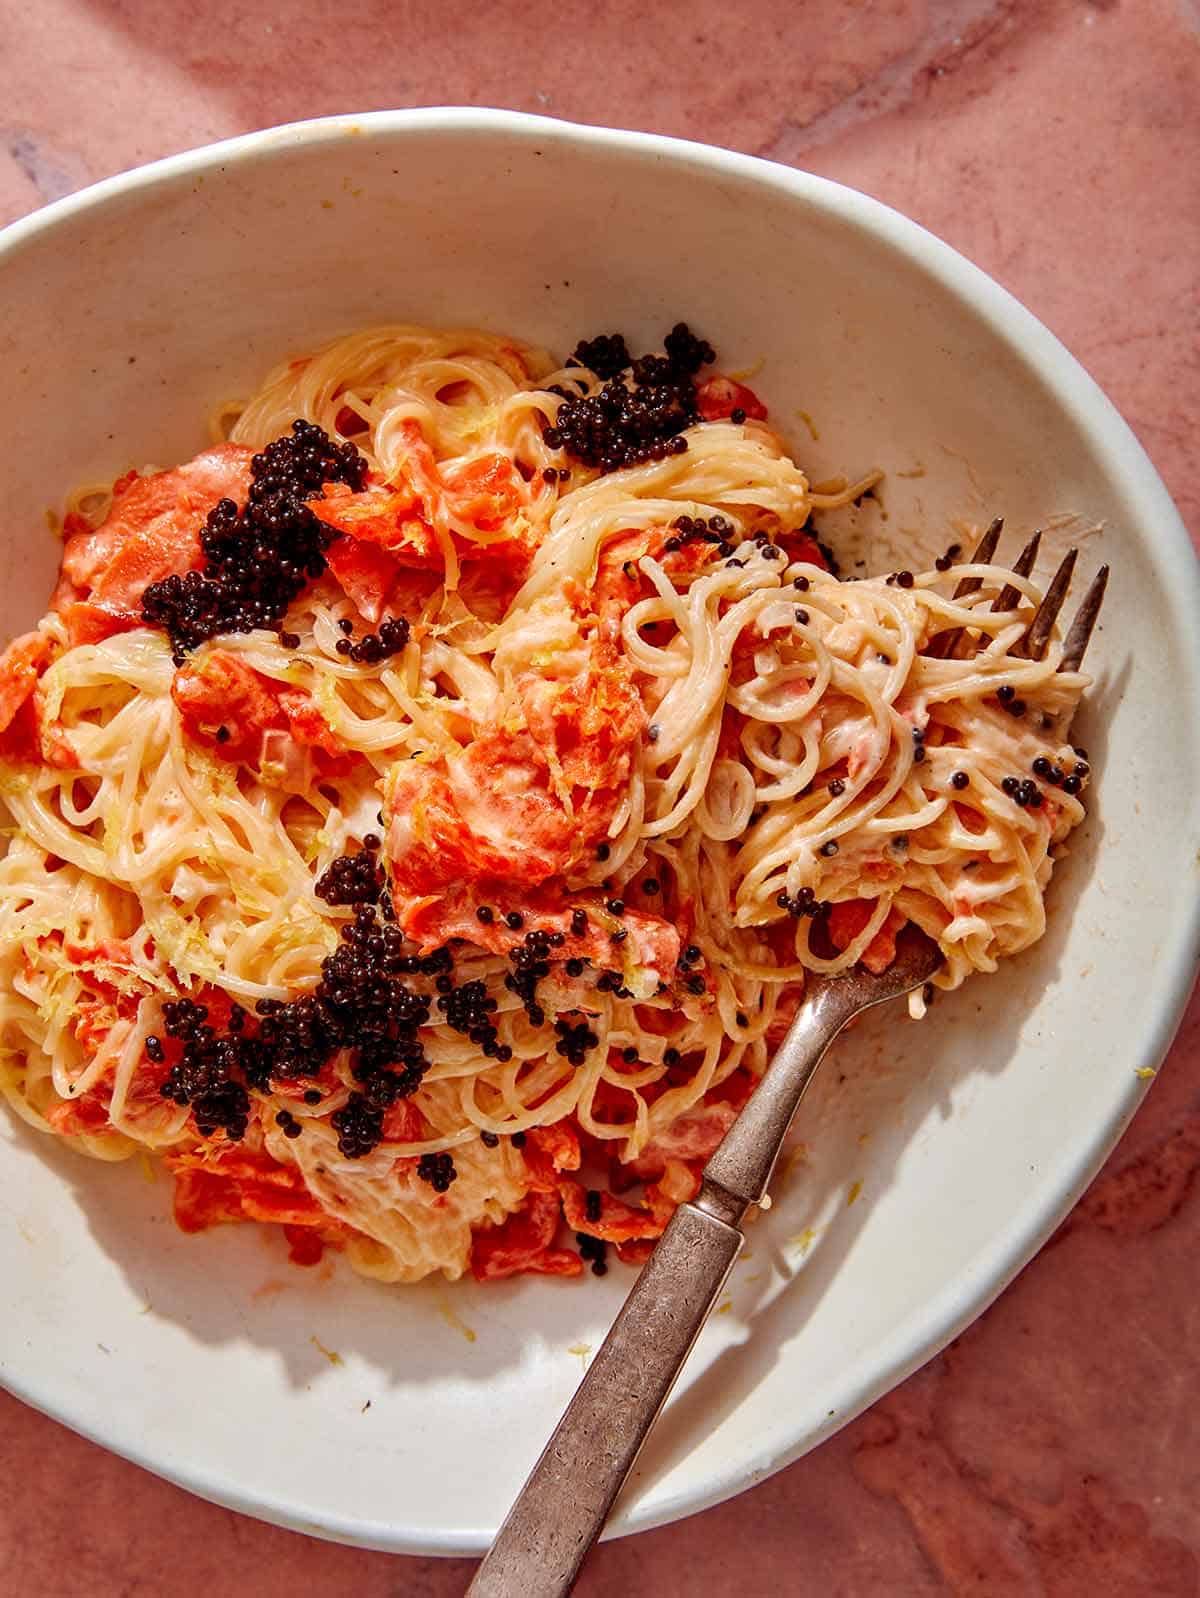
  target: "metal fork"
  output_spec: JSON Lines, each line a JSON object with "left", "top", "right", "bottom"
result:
{"left": 467, "top": 531, "right": 1108, "bottom": 1598}
{"left": 465, "top": 929, "right": 942, "bottom": 1598}
{"left": 928, "top": 515, "right": 1109, "bottom": 668}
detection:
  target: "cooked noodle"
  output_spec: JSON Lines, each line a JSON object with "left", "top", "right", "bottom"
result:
{"left": 0, "top": 324, "right": 1092, "bottom": 1284}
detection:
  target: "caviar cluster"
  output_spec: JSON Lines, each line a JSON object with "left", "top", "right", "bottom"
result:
{"left": 155, "top": 838, "right": 445, "bottom": 1161}
{"left": 995, "top": 745, "right": 1088, "bottom": 812}
{"left": 673, "top": 941, "right": 706, "bottom": 997}
{"left": 416, "top": 1151, "right": 457, "bottom": 1193}
{"left": 570, "top": 333, "right": 634, "bottom": 378}
{"left": 663, "top": 513, "right": 737, "bottom": 558}
{"left": 576, "top": 1231, "right": 609, "bottom": 1277}
{"left": 156, "top": 998, "right": 257, "bottom": 1140}
{"left": 333, "top": 614, "right": 410, "bottom": 664}
{"left": 503, "top": 923, "right": 567, "bottom": 1025}
{"left": 934, "top": 541, "right": 963, "bottom": 573}
{"left": 1034, "top": 751, "right": 1088, "bottom": 796}
{"left": 142, "top": 419, "right": 366, "bottom": 660}
{"left": 553, "top": 1016, "right": 600, "bottom": 1067}
{"left": 436, "top": 977, "right": 512, "bottom": 1063}
{"left": 1000, "top": 775, "right": 1044, "bottom": 810}
{"left": 775, "top": 885, "right": 831, "bottom": 920}
{"left": 995, "top": 684, "right": 1029, "bottom": 719}
{"left": 544, "top": 322, "right": 715, "bottom": 472}
{"left": 314, "top": 842, "right": 386, "bottom": 906}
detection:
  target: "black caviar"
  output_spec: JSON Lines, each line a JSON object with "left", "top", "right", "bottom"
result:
{"left": 142, "top": 419, "right": 366, "bottom": 660}
{"left": 1002, "top": 775, "right": 1044, "bottom": 809}
{"left": 157, "top": 844, "right": 446, "bottom": 1160}
{"left": 664, "top": 513, "right": 736, "bottom": 555}
{"left": 417, "top": 1151, "right": 457, "bottom": 1193}
{"left": 504, "top": 925, "right": 556, "bottom": 1025}
{"left": 1032, "top": 756, "right": 1068, "bottom": 787}
{"left": 569, "top": 333, "right": 632, "bottom": 379}
{"left": 328, "top": 1100, "right": 384, "bottom": 1159}
{"left": 339, "top": 615, "right": 411, "bottom": 665}
{"left": 314, "top": 841, "right": 385, "bottom": 906}
{"left": 576, "top": 1232, "right": 609, "bottom": 1277}
{"left": 157, "top": 998, "right": 253, "bottom": 1140}
{"left": 554, "top": 1016, "right": 600, "bottom": 1067}
{"left": 437, "top": 977, "right": 510, "bottom": 1061}
{"left": 545, "top": 323, "right": 714, "bottom": 472}
{"left": 775, "top": 885, "right": 827, "bottom": 920}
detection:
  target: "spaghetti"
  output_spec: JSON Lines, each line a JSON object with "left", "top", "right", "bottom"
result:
{"left": 0, "top": 323, "right": 1093, "bottom": 1284}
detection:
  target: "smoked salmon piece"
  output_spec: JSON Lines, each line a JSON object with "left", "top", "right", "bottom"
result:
{"left": 54, "top": 445, "right": 254, "bottom": 645}
{"left": 309, "top": 421, "right": 534, "bottom": 617}
{"left": 696, "top": 375, "right": 768, "bottom": 422}
{"left": 172, "top": 649, "right": 356, "bottom": 788}
{"left": 0, "top": 631, "right": 53, "bottom": 761}
{"left": 471, "top": 1190, "right": 582, "bottom": 1281}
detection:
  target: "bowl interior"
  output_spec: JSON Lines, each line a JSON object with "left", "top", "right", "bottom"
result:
{"left": 1, "top": 112, "right": 1197, "bottom": 1554}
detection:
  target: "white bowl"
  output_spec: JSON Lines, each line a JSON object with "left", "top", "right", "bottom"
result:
{"left": 1, "top": 110, "right": 1197, "bottom": 1556}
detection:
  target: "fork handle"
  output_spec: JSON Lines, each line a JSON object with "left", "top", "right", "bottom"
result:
{"left": 466, "top": 981, "right": 863, "bottom": 1598}
{"left": 465, "top": 1201, "right": 743, "bottom": 1598}
{"left": 467, "top": 936, "right": 940, "bottom": 1597}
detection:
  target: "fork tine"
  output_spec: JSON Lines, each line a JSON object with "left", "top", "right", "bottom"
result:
{"left": 1058, "top": 564, "right": 1108, "bottom": 671}
{"left": 950, "top": 516, "right": 1004, "bottom": 599}
{"left": 991, "top": 529, "right": 1042, "bottom": 612}
{"left": 1018, "top": 548, "right": 1078, "bottom": 660}
{"left": 928, "top": 517, "right": 1004, "bottom": 658}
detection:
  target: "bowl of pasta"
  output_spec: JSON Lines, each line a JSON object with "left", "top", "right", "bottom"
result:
{"left": 0, "top": 109, "right": 1196, "bottom": 1555}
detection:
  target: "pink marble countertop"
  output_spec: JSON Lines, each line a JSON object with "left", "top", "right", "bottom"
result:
{"left": 2, "top": 2, "right": 1197, "bottom": 1593}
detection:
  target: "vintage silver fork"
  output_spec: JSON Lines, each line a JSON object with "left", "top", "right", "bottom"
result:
{"left": 928, "top": 516, "right": 1109, "bottom": 669}
{"left": 466, "top": 532, "right": 1108, "bottom": 1598}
